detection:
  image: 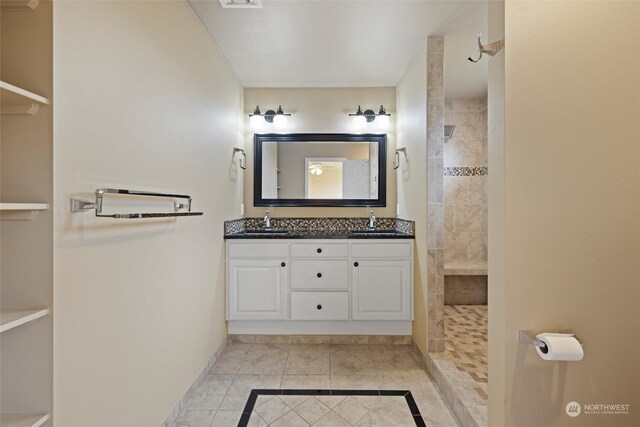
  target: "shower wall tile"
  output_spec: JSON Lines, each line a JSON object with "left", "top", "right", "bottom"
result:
{"left": 426, "top": 35, "right": 445, "bottom": 353}
{"left": 443, "top": 98, "right": 488, "bottom": 265}
{"left": 454, "top": 139, "right": 483, "bottom": 166}
{"left": 444, "top": 276, "right": 488, "bottom": 305}
{"left": 444, "top": 176, "right": 469, "bottom": 205}
{"left": 445, "top": 231, "right": 468, "bottom": 262}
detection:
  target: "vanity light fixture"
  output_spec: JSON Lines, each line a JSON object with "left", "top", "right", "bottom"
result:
{"left": 249, "top": 105, "right": 291, "bottom": 129}
{"left": 349, "top": 105, "right": 391, "bottom": 123}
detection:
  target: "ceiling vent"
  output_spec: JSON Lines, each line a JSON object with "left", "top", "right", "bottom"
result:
{"left": 219, "top": 0, "right": 262, "bottom": 8}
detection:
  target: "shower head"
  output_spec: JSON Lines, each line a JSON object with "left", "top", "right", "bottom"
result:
{"left": 444, "top": 125, "right": 456, "bottom": 141}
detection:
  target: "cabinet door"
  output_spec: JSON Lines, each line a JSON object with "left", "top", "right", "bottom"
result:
{"left": 352, "top": 259, "right": 411, "bottom": 320}
{"left": 228, "top": 259, "right": 288, "bottom": 320}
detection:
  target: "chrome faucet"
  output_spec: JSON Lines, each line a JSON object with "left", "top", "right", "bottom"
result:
{"left": 368, "top": 209, "right": 376, "bottom": 229}
{"left": 264, "top": 209, "right": 271, "bottom": 229}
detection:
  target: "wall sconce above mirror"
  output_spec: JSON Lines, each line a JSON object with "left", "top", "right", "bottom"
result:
{"left": 249, "top": 105, "right": 291, "bottom": 129}
{"left": 349, "top": 105, "right": 391, "bottom": 129}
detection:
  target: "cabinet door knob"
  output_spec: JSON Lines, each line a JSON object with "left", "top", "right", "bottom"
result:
{"left": 316, "top": 304, "right": 322, "bottom": 310}
{"left": 354, "top": 262, "right": 359, "bottom": 267}
{"left": 281, "top": 262, "right": 286, "bottom": 267}
{"left": 317, "top": 272, "right": 322, "bottom": 278}
{"left": 317, "top": 248, "right": 322, "bottom": 253}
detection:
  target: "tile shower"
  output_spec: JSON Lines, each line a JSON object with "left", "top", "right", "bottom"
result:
{"left": 444, "top": 98, "right": 488, "bottom": 306}
{"left": 429, "top": 98, "right": 489, "bottom": 427}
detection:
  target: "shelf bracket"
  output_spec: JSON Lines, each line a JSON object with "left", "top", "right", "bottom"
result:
{"left": 1, "top": 102, "right": 40, "bottom": 115}
{"left": 1, "top": 0, "right": 39, "bottom": 9}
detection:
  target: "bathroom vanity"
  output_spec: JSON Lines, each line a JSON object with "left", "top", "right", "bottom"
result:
{"left": 224, "top": 222, "right": 415, "bottom": 335}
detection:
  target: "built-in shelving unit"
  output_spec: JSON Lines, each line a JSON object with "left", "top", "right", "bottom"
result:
{"left": 0, "top": 413, "right": 50, "bottom": 427}
{"left": 0, "top": 81, "right": 49, "bottom": 115}
{"left": 1, "top": 1, "right": 54, "bottom": 424}
{"left": 0, "top": 203, "right": 49, "bottom": 220}
{"left": 0, "top": 308, "right": 50, "bottom": 334}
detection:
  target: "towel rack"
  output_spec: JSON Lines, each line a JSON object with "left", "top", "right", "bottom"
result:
{"left": 71, "top": 188, "right": 203, "bottom": 219}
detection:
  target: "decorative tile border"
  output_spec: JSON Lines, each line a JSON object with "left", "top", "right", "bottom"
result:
{"left": 443, "top": 167, "right": 488, "bottom": 177}
{"left": 239, "top": 389, "right": 426, "bottom": 427}
{"left": 224, "top": 217, "right": 415, "bottom": 235}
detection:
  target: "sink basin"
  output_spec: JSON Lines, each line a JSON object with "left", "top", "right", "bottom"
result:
{"left": 243, "top": 229, "right": 289, "bottom": 234}
{"left": 349, "top": 229, "right": 398, "bottom": 235}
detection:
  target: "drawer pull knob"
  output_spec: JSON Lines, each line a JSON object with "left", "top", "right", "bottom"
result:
{"left": 317, "top": 304, "right": 322, "bottom": 310}
{"left": 317, "top": 272, "right": 322, "bottom": 278}
{"left": 317, "top": 248, "right": 322, "bottom": 253}
{"left": 281, "top": 262, "right": 286, "bottom": 267}
{"left": 354, "top": 262, "right": 359, "bottom": 267}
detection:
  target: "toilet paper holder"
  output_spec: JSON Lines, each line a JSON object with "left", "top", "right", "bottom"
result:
{"left": 519, "top": 330, "right": 582, "bottom": 349}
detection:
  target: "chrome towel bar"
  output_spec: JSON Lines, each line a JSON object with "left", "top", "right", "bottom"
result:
{"left": 71, "top": 188, "right": 203, "bottom": 219}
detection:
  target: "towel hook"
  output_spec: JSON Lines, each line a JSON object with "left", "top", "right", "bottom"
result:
{"left": 394, "top": 147, "right": 407, "bottom": 170}
{"left": 468, "top": 32, "right": 504, "bottom": 63}
{"left": 233, "top": 147, "right": 246, "bottom": 170}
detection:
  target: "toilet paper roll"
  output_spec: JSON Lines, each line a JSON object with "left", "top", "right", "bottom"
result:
{"left": 535, "top": 333, "right": 584, "bottom": 361}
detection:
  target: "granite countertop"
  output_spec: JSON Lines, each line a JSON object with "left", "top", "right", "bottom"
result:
{"left": 224, "top": 228, "right": 415, "bottom": 239}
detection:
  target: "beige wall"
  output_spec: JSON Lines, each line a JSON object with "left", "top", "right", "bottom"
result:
{"left": 52, "top": 1, "right": 243, "bottom": 425}
{"left": 244, "top": 87, "right": 396, "bottom": 217}
{"left": 490, "top": 1, "right": 640, "bottom": 426}
{"left": 396, "top": 41, "right": 428, "bottom": 354}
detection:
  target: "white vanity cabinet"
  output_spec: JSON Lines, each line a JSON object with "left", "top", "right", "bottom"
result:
{"left": 228, "top": 259, "right": 288, "bottom": 320}
{"left": 226, "top": 239, "right": 414, "bottom": 335}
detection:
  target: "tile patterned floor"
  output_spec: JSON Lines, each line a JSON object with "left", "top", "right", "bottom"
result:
{"left": 243, "top": 391, "right": 421, "bottom": 427}
{"left": 443, "top": 305, "right": 488, "bottom": 401}
{"left": 171, "top": 343, "right": 460, "bottom": 427}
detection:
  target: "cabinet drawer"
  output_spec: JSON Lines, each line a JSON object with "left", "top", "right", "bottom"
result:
{"left": 351, "top": 242, "right": 412, "bottom": 258}
{"left": 291, "top": 291, "right": 349, "bottom": 320}
{"left": 290, "top": 260, "right": 349, "bottom": 289}
{"left": 227, "top": 242, "right": 288, "bottom": 259}
{"left": 291, "top": 243, "right": 348, "bottom": 258}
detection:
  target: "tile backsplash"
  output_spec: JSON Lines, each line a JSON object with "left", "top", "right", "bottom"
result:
{"left": 224, "top": 217, "right": 415, "bottom": 235}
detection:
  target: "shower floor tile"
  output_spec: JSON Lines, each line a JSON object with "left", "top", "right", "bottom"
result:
{"left": 444, "top": 305, "right": 488, "bottom": 401}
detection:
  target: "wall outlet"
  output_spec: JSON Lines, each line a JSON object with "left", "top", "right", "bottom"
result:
{"left": 240, "top": 203, "right": 244, "bottom": 216}
{"left": 396, "top": 203, "right": 400, "bottom": 216}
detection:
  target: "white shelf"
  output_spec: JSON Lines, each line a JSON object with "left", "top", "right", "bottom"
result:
{"left": 0, "top": 203, "right": 49, "bottom": 220}
{"left": 0, "top": 0, "right": 39, "bottom": 10}
{"left": 444, "top": 262, "right": 488, "bottom": 276}
{"left": 0, "top": 413, "right": 50, "bottom": 427}
{"left": 1, "top": 81, "right": 48, "bottom": 115}
{"left": 0, "top": 308, "right": 49, "bottom": 333}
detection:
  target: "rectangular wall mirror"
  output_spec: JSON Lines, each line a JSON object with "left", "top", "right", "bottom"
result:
{"left": 254, "top": 133, "right": 387, "bottom": 207}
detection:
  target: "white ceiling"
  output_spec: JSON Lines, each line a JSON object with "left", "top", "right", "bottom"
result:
{"left": 188, "top": 0, "right": 488, "bottom": 99}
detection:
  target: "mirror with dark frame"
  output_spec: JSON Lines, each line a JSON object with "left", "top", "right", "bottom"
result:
{"left": 254, "top": 133, "right": 387, "bottom": 207}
